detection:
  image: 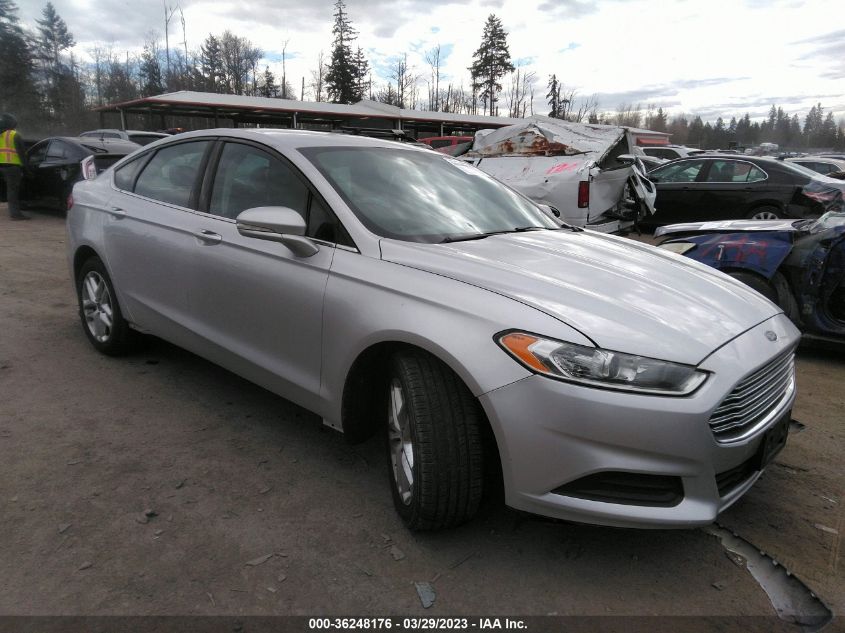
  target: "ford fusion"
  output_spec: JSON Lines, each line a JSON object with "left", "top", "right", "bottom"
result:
{"left": 67, "top": 130, "right": 800, "bottom": 530}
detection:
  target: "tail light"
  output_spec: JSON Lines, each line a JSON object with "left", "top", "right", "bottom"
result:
{"left": 81, "top": 155, "right": 97, "bottom": 180}
{"left": 66, "top": 193, "right": 73, "bottom": 210}
{"left": 577, "top": 181, "right": 590, "bottom": 208}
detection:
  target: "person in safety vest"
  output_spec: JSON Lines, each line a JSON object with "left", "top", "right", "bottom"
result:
{"left": 0, "top": 113, "right": 29, "bottom": 220}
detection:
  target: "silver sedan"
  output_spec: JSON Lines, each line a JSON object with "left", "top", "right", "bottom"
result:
{"left": 67, "top": 129, "right": 800, "bottom": 530}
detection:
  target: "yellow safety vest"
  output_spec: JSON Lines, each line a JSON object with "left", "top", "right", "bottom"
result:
{"left": 0, "top": 129, "right": 22, "bottom": 166}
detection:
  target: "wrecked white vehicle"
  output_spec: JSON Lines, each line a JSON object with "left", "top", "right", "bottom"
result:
{"left": 463, "top": 117, "right": 657, "bottom": 232}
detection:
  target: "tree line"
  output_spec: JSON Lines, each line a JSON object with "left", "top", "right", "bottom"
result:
{"left": 1, "top": 0, "right": 843, "bottom": 150}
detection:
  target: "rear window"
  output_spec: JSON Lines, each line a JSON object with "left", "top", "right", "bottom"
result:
{"left": 133, "top": 141, "right": 209, "bottom": 208}
{"left": 113, "top": 155, "right": 148, "bottom": 191}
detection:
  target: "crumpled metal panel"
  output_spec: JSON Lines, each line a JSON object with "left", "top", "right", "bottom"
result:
{"left": 469, "top": 115, "right": 626, "bottom": 158}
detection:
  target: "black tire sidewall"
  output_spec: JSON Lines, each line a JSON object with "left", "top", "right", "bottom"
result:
{"left": 727, "top": 270, "right": 778, "bottom": 302}
{"left": 385, "top": 355, "right": 423, "bottom": 526}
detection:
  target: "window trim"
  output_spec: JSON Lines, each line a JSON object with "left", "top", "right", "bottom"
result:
{"left": 199, "top": 138, "right": 357, "bottom": 250}
{"left": 111, "top": 137, "right": 215, "bottom": 211}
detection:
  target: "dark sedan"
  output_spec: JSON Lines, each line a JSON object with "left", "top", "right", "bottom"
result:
{"left": 647, "top": 154, "right": 845, "bottom": 225}
{"left": 20, "top": 137, "right": 138, "bottom": 211}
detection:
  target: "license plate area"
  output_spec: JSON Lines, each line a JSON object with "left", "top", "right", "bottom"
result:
{"left": 753, "top": 410, "right": 790, "bottom": 470}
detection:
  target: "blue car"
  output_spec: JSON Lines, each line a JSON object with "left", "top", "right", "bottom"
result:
{"left": 656, "top": 211, "right": 845, "bottom": 343}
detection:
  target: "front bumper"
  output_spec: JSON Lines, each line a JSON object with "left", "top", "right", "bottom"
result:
{"left": 480, "top": 313, "right": 800, "bottom": 528}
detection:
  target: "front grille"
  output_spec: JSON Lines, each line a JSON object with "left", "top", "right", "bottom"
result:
{"left": 552, "top": 472, "right": 683, "bottom": 507}
{"left": 709, "top": 350, "right": 795, "bottom": 442}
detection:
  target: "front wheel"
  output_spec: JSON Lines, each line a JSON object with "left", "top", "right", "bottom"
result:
{"left": 386, "top": 351, "right": 484, "bottom": 531}
{"left": 747, "top": 205, "right": 783, "bottom": 220}
{"left": 76, "top": 256, "right": 137, "bottom": 355}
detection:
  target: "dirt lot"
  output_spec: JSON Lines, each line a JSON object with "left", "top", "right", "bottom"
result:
{"left": 0, "top": 209, "right": 842, "bottom": 628}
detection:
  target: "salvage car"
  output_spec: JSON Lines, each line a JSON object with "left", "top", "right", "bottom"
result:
{"left": 462, "top": 117, "right": 656, "bottom": 232}
{"left": 68, "top": 129, "right": 800, "bottom": 531}
{"left": 647, "top": 154, "right": 845, "bottom": 224}
{"left": 657, "top": 211, "right": 845, "bottom": 343}
{"left": 7, "top": 137, "right": 139, "bottom": 211}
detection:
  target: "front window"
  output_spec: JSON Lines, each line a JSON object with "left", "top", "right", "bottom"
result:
{"left": 301, "top": 146, "right": 557, "bottom": 243}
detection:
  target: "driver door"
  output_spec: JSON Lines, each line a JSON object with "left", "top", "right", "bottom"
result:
{"left": 188, "top": 140, "right": 341, "bottom": 409}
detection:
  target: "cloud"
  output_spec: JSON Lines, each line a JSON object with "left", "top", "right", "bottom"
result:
{"left": 536, "top": 0, "right": 600, "bottom": 19}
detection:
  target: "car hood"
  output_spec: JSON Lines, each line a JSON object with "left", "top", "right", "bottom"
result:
{"left": 655, "top": 219, "right": 801, "bottom": 238}
{"left": 380, "top": 230, "right": 781, "bottom": 365}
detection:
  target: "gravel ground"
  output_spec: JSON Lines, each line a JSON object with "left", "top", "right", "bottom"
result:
{"left": 0, "top": 209, "right": 841, "bottom": 628}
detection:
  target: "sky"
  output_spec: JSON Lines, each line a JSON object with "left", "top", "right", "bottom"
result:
{"left": 17, "top": 0, "right": 845, "bottom": 123}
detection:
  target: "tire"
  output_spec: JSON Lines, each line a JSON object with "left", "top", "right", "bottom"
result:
{"left": 726, "top": 271, "right": 778, "bottom": 302}
{"left": 385, "top": 350, "right": 484, "bottom": 531}
{"left": 747, "top": 205, "right": 783, "bottom": 220}
{"left": 76, "top": 256, "right": 137, "bottom": 355}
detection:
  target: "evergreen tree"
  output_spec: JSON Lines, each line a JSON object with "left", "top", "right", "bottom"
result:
{"left": 546, "top": 74, "right": 561, "bottom": 118}
{"left": 139, "top": 44, "right": 164, "bottom": 97}
{"left": 200, "top": 35, "right": 223, "bottom": 92}
{"left": 651, "top": 107, "right": 668, "bottom": 132}
{"left": 0, "top": 0, "right": 39, "bottom": 122}
{"left": 353, "top": 46, "right": 369, "bottom": 101}
{"left": 468, "top": 14, "right": 514, "bottom": 116}
{"left": 259, "top": 66, "right": 277, "bottom": 97}
{"left": 36, "top": 2, "right": 79, "bottom": 123}
{"left": 325, "top": 0, "right": 359, "bottom": 104}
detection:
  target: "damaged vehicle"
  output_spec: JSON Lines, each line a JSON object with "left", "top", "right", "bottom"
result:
{"left": 68, "top": 129, "right": 800, "bottom": 531}
{"left": 657, "top": 209, "right": 845, "bottom": 343}
{"left": 647, "top": 155, "right": 844, "bottom": 225}
{"left": 461, "top": 117, "right": 657, "bottom": 233}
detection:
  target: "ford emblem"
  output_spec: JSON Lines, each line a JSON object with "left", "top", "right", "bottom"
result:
{"left": 765, "top": 331, "right": 778, "bottom": 342}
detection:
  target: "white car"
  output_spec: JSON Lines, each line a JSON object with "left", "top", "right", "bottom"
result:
{"left": 67, "top": 129, "right": 800, "bottom": 530}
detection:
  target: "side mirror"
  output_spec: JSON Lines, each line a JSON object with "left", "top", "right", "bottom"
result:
{"left": 236, "top": 206, "right": 319, "bottom": 257}
{"left": 649, "top": 175, "right": 660, "bottom": 183}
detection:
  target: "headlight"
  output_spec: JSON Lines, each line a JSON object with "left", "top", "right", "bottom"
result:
{"left": 497, "top": 332, "right": 708, "bottom": 396}
{"left": 658, "top": 241, "right": 696, "bottom": 255}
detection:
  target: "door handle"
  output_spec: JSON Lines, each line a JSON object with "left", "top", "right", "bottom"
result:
{"left": 107, "top": 206, "right": 126, "bottom": 218}
{"left": 195, "top": 230, "right": 222, "bottom": 245}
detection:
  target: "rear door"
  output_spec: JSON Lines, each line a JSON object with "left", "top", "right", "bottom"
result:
{"left": 696, "top": 159, "right": 768, "bottom": 220}
{"left": 102, "top": 139, "right": 213, "bottom": 341}
{"left": 186, "top": 140, "right": 341, "bottom": 408}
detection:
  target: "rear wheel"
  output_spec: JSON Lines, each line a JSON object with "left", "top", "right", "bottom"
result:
{"left": 747, "top": 205, "right": 782, "bottom": 220}
{"left": 76, "top": 256, "right": 137, "bottom": 355}
{"left": 726, "top": 271, "right": 778, "bottom": 302}
{"left": 386, "top": 350, "right": 484, "bottom": 531}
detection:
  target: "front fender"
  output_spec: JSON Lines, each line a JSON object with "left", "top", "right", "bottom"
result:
{"left": 669, "top": 231, "right": 794, "bottom": 280}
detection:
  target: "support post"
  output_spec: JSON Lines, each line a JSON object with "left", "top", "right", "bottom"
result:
{"left": 118, "top": 108, "right": 127, "bottom": 131}
{"left": 292, "top": 112, "right": 298, "bottom": 129}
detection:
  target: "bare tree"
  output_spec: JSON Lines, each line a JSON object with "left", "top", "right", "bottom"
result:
{"left": 614, "top": 102, "right": 643, "bottom": 127}
{"left": 425, "top": 44, "right": 441, "bottom": 111}
{"left": 309, "top": 50, "right": 327, "bottom": 102}
{"left": 505, "top": 65, "right": 535, "bottom": 118}
{"left": 280, "top": 39, "right": 289, "bottom": 99}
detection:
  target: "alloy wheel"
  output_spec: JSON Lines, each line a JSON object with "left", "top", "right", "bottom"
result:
{"left": 387, "top": 377, "right": 415, "bottom": 505}
{"left": 81, "top": 271, "right": 114, "bottom": 343}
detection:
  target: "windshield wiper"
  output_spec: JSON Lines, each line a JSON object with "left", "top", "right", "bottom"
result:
{"left": 440, "top": 226, "right": 550, "bottom": 243}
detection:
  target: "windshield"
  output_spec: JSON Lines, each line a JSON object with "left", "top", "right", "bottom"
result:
{"left": 302, "top": 146, "right": 558, "bottom": 243}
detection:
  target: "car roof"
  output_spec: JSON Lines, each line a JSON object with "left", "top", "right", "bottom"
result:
{"left": 171, "top": 128, "right": 433, "bottom": 153}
